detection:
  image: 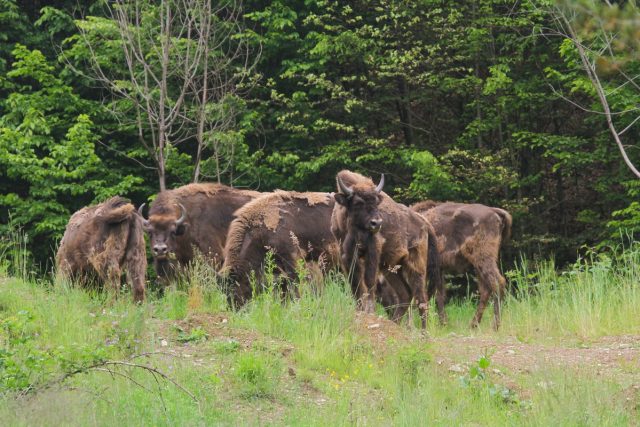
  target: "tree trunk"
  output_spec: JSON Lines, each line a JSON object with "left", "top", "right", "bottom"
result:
{"left": 158, "top": 125, "right": 167, "bottom": 191}
{"left": 396, "top": 76, "right": 414, "bottom": 145}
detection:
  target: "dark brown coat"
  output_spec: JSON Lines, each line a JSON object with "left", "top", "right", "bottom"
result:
{"left": 220, "top": 191, "right": 340, "bottom": 306}
{"left": 412, "top": 201, "right": 512, "bottom": 329}
{"left": 56, "top": 196, "right": 147, "bottom": 302}
{"left": 141, "top": 183, "right": 260, "bottom": 282}
{"left": 331, "top": 170, "right": 432, "bottom": 328}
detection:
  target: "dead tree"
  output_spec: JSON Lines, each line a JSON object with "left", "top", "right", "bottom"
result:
{"left": 71, "top": 0, "right": 258, "bottom": 190}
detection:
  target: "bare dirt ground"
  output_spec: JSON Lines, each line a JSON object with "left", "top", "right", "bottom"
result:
{"left": 433, "top": 333, "right": 640, "bottom": 382}
{"left": 351, "top": 312, "right": 640, "bottom": 378}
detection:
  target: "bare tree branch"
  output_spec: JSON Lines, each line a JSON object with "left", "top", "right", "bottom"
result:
{"left": 67, "top": 0, "right": 259, "bottom": 190}
{"left": 548, "top": 3, "right": 640, "bottom": 179}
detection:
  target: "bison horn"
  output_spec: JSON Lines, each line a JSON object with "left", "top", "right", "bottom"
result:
{"left": 375, "top": 174, "right": 385, "bottom": 194}
{"left": 175, "top": 203, "right": 187, "bottom": 227}
{"left": 138, "top": 203, "right": 150, "bottom": 227}
{"left": 337, "top": 175, "right": 354, "bottom": 197}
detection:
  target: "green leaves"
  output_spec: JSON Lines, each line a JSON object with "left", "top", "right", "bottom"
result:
{"left": 0, "top": 45, "right": 140, "bottom": 262}
{"left": 396, "top": 150, "right": 460, "bottom": 202}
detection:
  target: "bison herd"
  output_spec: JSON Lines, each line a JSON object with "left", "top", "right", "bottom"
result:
{"left": 56, "top": 170, "right": 511, "bottom": 330}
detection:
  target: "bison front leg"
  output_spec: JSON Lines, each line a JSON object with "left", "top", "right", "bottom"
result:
{"left": 361, "top": 241, "right": 380, "bottom": 314}
{"left": 275, "top": 252, "right": 301, "bottom": 301}
{"left": 340, "top": 234, "right": 364, "bottom": 304}
{"left": 229, "top": 274, "right": 252, "bottom": 308}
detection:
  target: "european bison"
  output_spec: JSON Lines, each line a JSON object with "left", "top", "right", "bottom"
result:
{"left": 412, "top": 201, "right": 512, "bottom": 330}
{"left": 220, "top": 191, "right": 340, "bottom": 306}
{"left": 139, "top": 183, "right": 260, "bottom": 283}
{"left": 376, "top": 221, "right": 443, "bottom": 323}
{"left": 56, "top": 196, "right": 147, "bottom": 302}
{"left": 331, "top": 170, "right": 434, "bottom": 328}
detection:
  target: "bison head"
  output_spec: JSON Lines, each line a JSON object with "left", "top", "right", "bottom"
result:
{"left": 334, "top": 173, "right": 384, "bottom": 233}
{"left": 138, "top": 203, "right": 188, "bottom": 260}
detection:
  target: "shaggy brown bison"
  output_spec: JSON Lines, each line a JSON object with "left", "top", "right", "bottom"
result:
{"left": 376, "top": 221, "right": 443, "bottom": 323}
{"left": 139, "top": 183, "right": 260, "bottom": 283}
{"left": 331, "top": 170, "right": 434, "bottom": 328}
{"left": 220, "top": 191, "right": 340, "bottom": 306}
{"left": 56, "top": 196, "right": 147, "bottom": 302}
{"left": 412, "top": 201, "right": 512, "bottom": 330}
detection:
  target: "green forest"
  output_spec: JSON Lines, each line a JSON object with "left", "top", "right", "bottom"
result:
{"left": 2, "top": 2, "right": 640, "bottom": 425}
{"left": 2, "top": 0, "right": 640, "bottom": 270}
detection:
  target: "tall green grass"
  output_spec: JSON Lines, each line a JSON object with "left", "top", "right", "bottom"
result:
{"left": 1, "top": 230, "right": 639, "bottom": 425}
{"left": 0, "top": 219, "right": 31, "bottom": 280}
{"left": 500, "top": 248, "right": 640, "bottom": 339}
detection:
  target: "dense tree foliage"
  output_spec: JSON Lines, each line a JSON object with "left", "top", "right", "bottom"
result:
{"left": 1, "top": 0, "right": 639, "bottom": 269}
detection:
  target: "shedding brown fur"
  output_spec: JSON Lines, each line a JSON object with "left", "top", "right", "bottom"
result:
{"left": 221, "top": 191, "right": 338, "bottom": 306}
{"left": 332, "top": 170, "right": 435, "bottom": 329}
{"left": 56, "top": 196, "right": 147, "bottom": 302}
{"left": 412, "top": 201, "right": 512, "bottom": 330}
{"left": 143, "top": 183, "right": 261, "bottom": 283}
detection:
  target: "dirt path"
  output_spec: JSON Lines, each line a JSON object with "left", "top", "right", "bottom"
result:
{"left": 352, "top": 312, "right": 640, "bottom": 382}
{"left": 433, "top": 334, "right": 640, "bottom": 380}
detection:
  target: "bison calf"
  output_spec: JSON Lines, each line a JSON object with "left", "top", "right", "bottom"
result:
{"left": 412, "top": 201, "right": 512, "bottom": 330}
{"left": 56, "top": 196, "right": 147, "bottom": 302}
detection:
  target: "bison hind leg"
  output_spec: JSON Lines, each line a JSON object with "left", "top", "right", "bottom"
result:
{"left": 492, "top": 272, "right": 507, "bottom": 331}
{"left": 470, "top": 264, "right": 506, "bottom": 330}
{"left": 126, "top": 267, "right": 145, "bottom": 303}
{"left": 380, "top": 273, "right": 411, "bottom": 323}
{"left": 98, "top": 262, "right": 123, "bottom": 303}
{"left": 399, "top": 268, "right": 429, "bottom": 330}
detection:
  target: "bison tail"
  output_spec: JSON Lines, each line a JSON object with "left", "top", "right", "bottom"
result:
{"left": 492, "top": 208, "right": 513, "bottom": 244}
{"left": 426, "top": 225, "right": 443, "bottom": 298}
{"left": 101, "top": 197, "right": 135, "bottom": 224}
{"left": 221, "top": 216, "right": 249, "bottom": 275}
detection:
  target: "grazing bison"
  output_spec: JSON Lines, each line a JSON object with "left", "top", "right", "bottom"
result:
{"left": 331, "top": 170, "right": 434, "bottom": 328}
{"left": 139, "top": 183, "right": 260, "bottom": 283}
{"left": 412, "top": 201, "right": 512, "bottom": 330}
{"left": 220, "top": 191, "right": 340, "bottom": 306}
{"left": 56, "top": 196, "right": 147, "bottom": 302}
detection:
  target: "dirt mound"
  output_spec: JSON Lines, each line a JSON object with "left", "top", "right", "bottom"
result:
{"left": 173, "top": 313, "right": 262, "bottom": 350}
{"left": 354, "top": 312, "right": 412, "bottom": 351}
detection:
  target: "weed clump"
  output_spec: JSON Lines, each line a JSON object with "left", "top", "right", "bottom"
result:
{"left": 234, "top": 352, "right": 281, "bottom": 399}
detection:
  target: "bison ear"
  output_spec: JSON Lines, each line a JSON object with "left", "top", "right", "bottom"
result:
{"left": 334, "top": 193, "right": 349, "bottom": 206}
{"left": 176, "top": 222, "right": 189, "bottom": 236}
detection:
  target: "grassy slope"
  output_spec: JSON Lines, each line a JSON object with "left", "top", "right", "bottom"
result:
{"left": 0, "top": 250, "right": 639, "bottom": 426}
